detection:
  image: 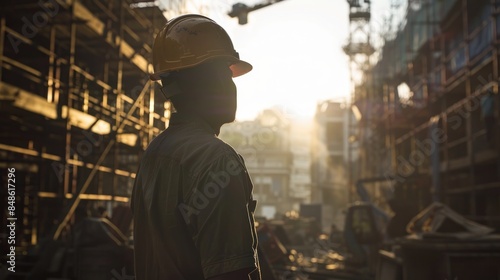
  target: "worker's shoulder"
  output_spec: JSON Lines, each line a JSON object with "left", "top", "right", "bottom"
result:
{"left": 174, "top": 134, "right": 243, "bottom": 178}
{"left": 163, "top": 125, "right": 236, "bottom": 154}
{"left": 189, "top": 134, "right": 239, "bottom": 160}
{"left": 145, "top": 127, "right": 242, "bottom": 166}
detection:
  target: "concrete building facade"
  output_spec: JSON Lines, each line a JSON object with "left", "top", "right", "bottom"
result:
{"left": 220, "top": 109, "right": 311, "bottom": 219}
{"left": 310, "top": 101, "right": 355, "bottom": 230}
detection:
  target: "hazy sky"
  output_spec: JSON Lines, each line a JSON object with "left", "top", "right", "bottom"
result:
{"left": 222, "top": 0, "right": 351, "bottom": 121}
{"left": 166, "top": 0, "right": 394, "bottom": 120}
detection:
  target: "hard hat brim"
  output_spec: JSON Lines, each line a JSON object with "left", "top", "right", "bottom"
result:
{"left": 150, "top": 56, "right": 252, "bottom": 80}
{"left": 230, "top": 60, "right": 253, "bottom": 78}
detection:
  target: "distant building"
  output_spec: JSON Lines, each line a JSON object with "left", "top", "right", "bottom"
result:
{"left": 289, "top": 120, "right": 312, "bottom": 206}
{"left": 311, "top": 101, "right": 357, "bottom": 230}
{"left": 220, "top": 109, "right": 311, "bottom": 218}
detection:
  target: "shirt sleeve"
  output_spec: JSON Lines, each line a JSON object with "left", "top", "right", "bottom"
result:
{"left": 181, "top": 153, "right": 259, "bottom": 279}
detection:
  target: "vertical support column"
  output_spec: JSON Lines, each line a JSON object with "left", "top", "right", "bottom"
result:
{"left": 465, "top": 77, "right": 476, "bottom": 217}
{"left": 410, "top": 135, "right": 417, "bottom": 177}
{"left": 436, "top": 6, "right": 449, "bottom": 207}
{"left": 113, "top": 0, "right": 125, "bottom": 204}
{"left": 64, "top": 1, "right": 77, "bottom": 199}
{"left": 149, "top": 80, "right": 155, "bottom": 143}
{"left": 83, "top": 81, "right": 89, "bottom": 113}
{"left": 31, "top": 194, "right": 38, "bottom": 246}
{"left": 439, "top": 19, "right": 449, "bottom": 206}
{"left": 139, "top": 90, "right": 145, "bottom": 147}
{"left": 424, "top": 50, "right": 430, "bottom": 108}
{"left": 492, "top": 0, "right": 500, "bottom": 177}
{"left": 425, "top": 0, "right": 431, "bottom": 106}
{"left": 47, "top": 26, "right": 56, "bottom": 103}
{"left": 0, "top": 17, "right": 6, "bottom": 82}
{"left": 103, "top": 58, "right": 109, "bottom": 108}
{"left": 347, "top": 102, "right": 353, "bottom": 203}
{"left": 55, "top": 59, "right": 61, "bottom": 114}
{"left": 57, "top": 1, "right": 78, "bottom": 236}
{"left": 387, "top": 85, "right": 394, "bottom": 175}
{"left": 462, "top": 0, "right": 476, "bottom": 218}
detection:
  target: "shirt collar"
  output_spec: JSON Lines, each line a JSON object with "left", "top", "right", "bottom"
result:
{"left": 169, "top": 113, "right": 217, "bottom": 135}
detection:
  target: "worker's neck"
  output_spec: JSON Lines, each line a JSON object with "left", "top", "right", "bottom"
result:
{"left": 180, "top": 110, "right": 224, "bottom": 136}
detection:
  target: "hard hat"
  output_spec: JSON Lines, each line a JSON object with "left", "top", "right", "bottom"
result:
{"left": 150, "top": 14, "right": 252, "bottom": 80}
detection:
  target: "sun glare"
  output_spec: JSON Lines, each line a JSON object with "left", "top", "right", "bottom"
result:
{"left": 233, "top": 56, "right": 351, "bottom": 122}
{"left": 221, "top": 0, "right": 351, "bottom": 122}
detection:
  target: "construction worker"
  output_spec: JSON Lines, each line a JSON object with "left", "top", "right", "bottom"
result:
{"left": 131, "top": 14, "right": 261, "bottom": 280}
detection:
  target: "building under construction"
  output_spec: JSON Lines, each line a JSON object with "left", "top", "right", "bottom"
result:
{"left": 353, "top": 0, "right": 500, "bottom": 247}
{"left": 0, "top": 0, "right": 171, "bottom": 275}
{"left": 352, "top": 0, "right": 500, "bottom": 229}
{"left": 342, "top": 0, "right": 500, "bottom": 278}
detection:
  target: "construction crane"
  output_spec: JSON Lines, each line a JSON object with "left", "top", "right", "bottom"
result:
{"left": 228, "top": 0, "right": 287, "bottom": 24}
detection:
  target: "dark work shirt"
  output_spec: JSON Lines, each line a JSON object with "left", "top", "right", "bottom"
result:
{"left": 131, "top": 113, "right": 260, "bottom": 280}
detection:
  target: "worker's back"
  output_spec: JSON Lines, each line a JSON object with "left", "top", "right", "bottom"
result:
{"left": 131, "top": 113, "right": 258, "bottom": 280}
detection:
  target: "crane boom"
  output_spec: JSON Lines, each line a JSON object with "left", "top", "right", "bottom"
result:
{"left": 228, "top": 0, "right": 287, "bottom": 24}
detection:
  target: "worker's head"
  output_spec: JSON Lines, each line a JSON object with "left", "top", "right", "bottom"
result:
{"left": 151, "top": 14, "right": 252, "bottom": 129}
{"left": 161, "top": 59, "right": 238, "bottom": 128}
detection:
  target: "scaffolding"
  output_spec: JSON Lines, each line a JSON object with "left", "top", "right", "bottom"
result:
{"left": 344, "top": 0, "right": 376, "bottom": 203}
{"left": 0, "top": 0, "right": 171, "bottom": 250}
{"left": 357, "top": 0, "right": 500, "bottom": 229}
